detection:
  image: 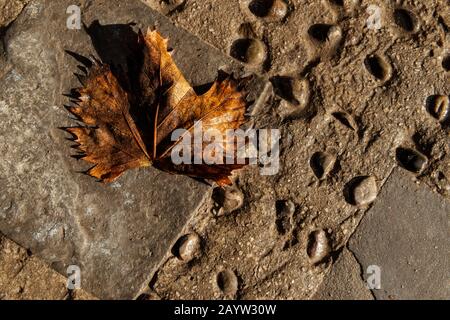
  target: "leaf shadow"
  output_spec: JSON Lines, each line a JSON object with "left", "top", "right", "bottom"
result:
{"left": 84, "top": 20, "right": 143, "bottom": 92}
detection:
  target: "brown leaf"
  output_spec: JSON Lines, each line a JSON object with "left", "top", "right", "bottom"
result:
{"left": 65, "top": 29, "right": 248, "bottom": 186}
{"left": 153, "top": 75, "right": 248, "bottom": 186}
{"left": 65, "top": 62, "right": 151, "bottom": 182}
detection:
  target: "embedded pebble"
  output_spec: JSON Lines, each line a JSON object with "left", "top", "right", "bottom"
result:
{"left": 308, "top": 24, "right": 332, "bottom": 43}
{"left": 442, "top": 54, "right": 450, "bottom": 72}
{"left": 172, "top": 233, "right": 202, "bottom": 262}
{"left": 271, "top": 76, "right": 311, "bottom": 119}
{"left": 308, "top": 24, "right": 342, "bottom": 44}
{"left": 216, "top": 269, "right": 239, "bottom": 296}
{"left": 364, "top": 54, "right": 392, "bottom": 82}
{"left": 212, "top": 186, "right": 244, "bottom": 216}
{"left": 307, "top": 23, "right": 343, "bottom": 57}
{"left": 425, "top": 95, "right": 449, "bottom": 124}
{"left": 307, "top": 229, "right": 331, "bottom": 265}
{"left": 230, "top": 38, "right": 267, "bottom": 67}
{"left": 310, "top": 152, "right": 336, "bottom": 180}
{"left": 396, "top": 147, "right": 428, "bottom": 174}
{"left": 275, "top": 199, "right": 295, "bottom": 235}
{"left": 344, "top": 176, "right": 378, "bottom": 206}
{"left": 393, "top": 8, "right": 419, "bottom": 33}
{"left": 242, "top": 0, "right": 288, "bottom": 22}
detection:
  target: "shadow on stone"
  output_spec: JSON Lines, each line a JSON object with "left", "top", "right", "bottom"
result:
{"left": 84, "top": 20, "right": 143, "bottom": 91}
{"left": 64, "top": 20, "right": 158, "bottom": 150}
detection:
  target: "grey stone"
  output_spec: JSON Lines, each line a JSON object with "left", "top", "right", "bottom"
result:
{"left": 349, "top": 168, "right": 450, "bottom": 300}
{"left": 312, "top": 248, "right": 374, "bottom": 300}
{"left": 0, "top": 0, "right": 249, "bottom": 299}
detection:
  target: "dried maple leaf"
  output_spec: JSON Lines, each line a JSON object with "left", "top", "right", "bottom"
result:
{"left": 64, "top": 29, "right": 248, "bottom": 186}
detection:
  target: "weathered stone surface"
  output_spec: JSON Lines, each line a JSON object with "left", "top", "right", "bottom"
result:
{"left": 0, "top": 0, "right": 29, "bottom": 27}
{"left": 0, "top": 0, "right": 247, "bottom": 299}
{"left": 0, "top": 234, "right": 95, "bottom": 300}
{"left": 349, "top": 169, "right": 450, "bottom": 300}
{"left": 312, "top": 248, "right": 373, "bottom": 300}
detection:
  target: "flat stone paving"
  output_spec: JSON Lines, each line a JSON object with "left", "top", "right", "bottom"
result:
{"left": 349, "top": 168, "right": 449, "bottom": 300}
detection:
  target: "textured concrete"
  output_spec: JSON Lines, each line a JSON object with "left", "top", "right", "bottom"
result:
{"left": 147, "top": 0, "right": 449, "bottom": 300}
{"left": 349, "top": 168, "right": 450, "bottom": 300}
{"left": 0, "top": 0, "right": 251, "bottom": 299}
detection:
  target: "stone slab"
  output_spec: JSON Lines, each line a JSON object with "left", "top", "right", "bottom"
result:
{"left": 349, "top": 168, "right": 450, "bottom": 300}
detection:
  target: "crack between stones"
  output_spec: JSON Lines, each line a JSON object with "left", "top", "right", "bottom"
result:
{"left": 345, "top": 244, "right": 377, "bottom": 300}
{"left": 134, "top": 190, "right": 212, "bottom": 300}
{"left": 343, "top": 165, "right": 398, "bottom": 301}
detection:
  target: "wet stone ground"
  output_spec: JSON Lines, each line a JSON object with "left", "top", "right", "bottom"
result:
{"left": 0, "top": 0, "right": 449, "bottom": 299}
